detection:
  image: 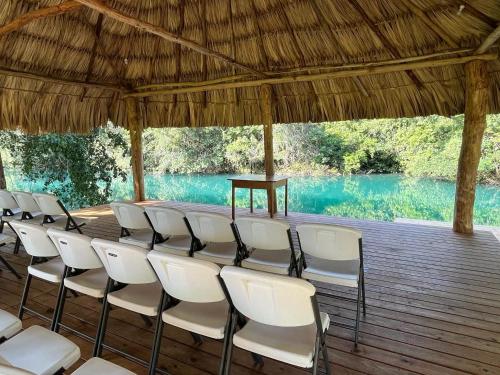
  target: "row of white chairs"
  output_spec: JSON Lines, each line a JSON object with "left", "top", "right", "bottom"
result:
{"left": 0, "top": 308, "right": 134, "bottom": 374}
{"left": 112, "top": 202, "right": 366, "bottom": 345}
{"left": 9, "top": 220, "right": 332, "bottom": 374}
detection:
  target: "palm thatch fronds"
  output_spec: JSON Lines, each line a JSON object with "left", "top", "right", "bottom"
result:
{"left": 0, "top": 0, "right": 498, "bottom": 133}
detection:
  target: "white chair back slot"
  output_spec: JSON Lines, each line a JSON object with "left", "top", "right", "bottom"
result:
{"left": 11, "top": 192, "right": 40, "bottom": 213}
{"left": 296, "top": 223, "right": 361, "bottom": 261}
{"left": 91, "top": 238, "right": 157, "bottom": 284}
{"left": 185, "top": 212, "right": 234, "bottom": 243}
{"left": 110, "top": 202, "right": 149, "bottom": 230}
{"left": 145, "top": 206, "right": 189, "bottom": 237}
{"left": 234, "top": 217, "right": 290, "bottom": 250}
{"left": 148, "top": 251, "right": 225, "bottom": 303}
{"left": 10, "top": 221, "right": 59, "bottom": 257}
{"left": 47, "top": 228, "right": 102, "bottom": 270}
{"left": 220, "top": 266, "right": 316, "bottom": 327}
{"left": 0, "top": 191, "right": 19, "bottom": 210}
{"left": 32, "top": 193, "right": 65, "bottom": 216}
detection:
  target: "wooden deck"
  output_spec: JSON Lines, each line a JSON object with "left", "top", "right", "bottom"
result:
{"left": 1, "top": 201, "right": 500, "bottom": 375}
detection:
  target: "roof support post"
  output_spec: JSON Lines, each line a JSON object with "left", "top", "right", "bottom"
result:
{"left": 453, "top": 60, "right": 489, "bottom": 234}
{"left": 260, "top": 84, "right": 274, "bottom": 177}
{"left": 125, "top": 97, "right": 145, "bottom": 202}
{"left": 0, "top": 151, "right": 6, "bottom": 190}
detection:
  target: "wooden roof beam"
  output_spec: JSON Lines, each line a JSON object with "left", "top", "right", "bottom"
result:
{"left": 123, "top": 53, "right": 497, "bottom": 98}
{"left": 80, "top": 13, "right": 104, "bottom": 100}
{"left": 75, "top": 0, "right": 267, "bottom": 78}
{"left": 0, "top": 1, "right": 81, "bottom": 36}
{"left": 401, "top": 0, "right": 459, "bottom": 48}
{"left": 476, "top": 24, "right": 500, "bottom": 54}
{"left": 347, "top": 0, "right": 424, "bottom": 89}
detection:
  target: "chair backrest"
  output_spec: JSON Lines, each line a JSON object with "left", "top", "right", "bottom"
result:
{"left": 185, "top": 212, "right": 234, "bottom": 243}
{"left": 220, "top": 266, "right": 316, "bottom": 327}
{"left": 110, "top": 202, "right": 149, "bottom": 230}
{"left": 10, "top": 221, "right": 59, "bottom": 257}
{"left": 32, "top": 193, "right": 65, "bottom": 216}
{"left": 296, "top": 223, "right": 361, "bottom": 261}
{"left": 148, "top": 251, "right": 225, "bottom": 303}
{"left": 11, "top": 192, "right": 40, "bottom": 213}
{"left": 0, "top": 190, "right": 19, "bottom": 211}
{"left": 47, "top": 228, "right": 102, "bottom": 270}
{"left": 144, "top": 206, "right": 189, "bottom": 237}
{"left": 91, "top": 238, "right": 157, "bottom": 284}
{"left": 234, "top": 217, "right": 290, "bottom": 250}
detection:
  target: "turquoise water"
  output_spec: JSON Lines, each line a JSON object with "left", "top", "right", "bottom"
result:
{"left": 5, "top": 172, "right": 499, "bottom": 226}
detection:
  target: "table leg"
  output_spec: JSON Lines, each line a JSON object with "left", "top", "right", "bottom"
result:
{"left": 285, "top": 182, "right": 288, "bottom": 216}
{"left": 232, "top": 185, "right": 236, "bottom": 220}
{"left": 267, "top": 187, "right": 274, "bottom": 218}
{"left": 250, "top": 189, "right": 253, "bottom": 213}
{"left": 272, "top": 187, "right": 277, "bottom": 214}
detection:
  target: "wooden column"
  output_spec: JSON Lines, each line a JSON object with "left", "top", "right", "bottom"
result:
{"left": 453, "top": 60, "right": 489, "bottom": 234}
{"left": 260, "top": 84, "right": 274, "bottom": 176}
{"left": 125, "top": 97, "right": 145, "bottom": 202}
{"left": 0, "top": 152, "right": 6, "bottom": 190}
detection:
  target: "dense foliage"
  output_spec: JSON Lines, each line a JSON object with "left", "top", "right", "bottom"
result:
{"left": 0, "top": 127, "right": 128, "bottom": 208}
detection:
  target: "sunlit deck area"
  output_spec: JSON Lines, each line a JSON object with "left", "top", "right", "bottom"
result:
{"left": 1, "top": 201, "right": 499, "bottom": 375}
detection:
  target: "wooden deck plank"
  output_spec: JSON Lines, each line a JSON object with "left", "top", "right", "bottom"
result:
{"left": 1, "top": 201, "right": 499, "bottom": 375}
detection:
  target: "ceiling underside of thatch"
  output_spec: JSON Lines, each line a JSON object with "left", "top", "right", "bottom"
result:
{"left": 0, "top": 0, "right": 499, "bottom": 133}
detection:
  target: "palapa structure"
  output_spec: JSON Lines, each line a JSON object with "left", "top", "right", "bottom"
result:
{"left": 0, "top": 0, "right": 499, "bottom": 234}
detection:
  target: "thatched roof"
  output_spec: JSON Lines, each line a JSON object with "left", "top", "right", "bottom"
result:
{"left": 0, "top": 0, "right": 499, "bottom": 133}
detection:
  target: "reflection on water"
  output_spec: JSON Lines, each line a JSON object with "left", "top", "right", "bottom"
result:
{"left": 108, "top": 174, "right": 499, "bottom": 226}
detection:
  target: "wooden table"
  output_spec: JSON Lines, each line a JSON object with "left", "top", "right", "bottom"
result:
{"left": 228, "top": 175, "right": 288, "bottom": 219}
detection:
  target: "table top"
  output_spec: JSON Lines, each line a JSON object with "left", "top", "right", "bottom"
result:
{"left": 227, "top": 174, "right": 289, "bottom": 183}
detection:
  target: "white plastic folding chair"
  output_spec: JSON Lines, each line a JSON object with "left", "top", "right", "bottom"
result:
{"left": 234, "top": 217, "right": 300, "bottom": 276}
{"left": 10, "top": 221, "right": 65, "bottom": 324}
{"left": 9, "top": 191, "right": 42, "bottom": 254}
{"left": 296, "top": 223, "right": 366, "bottom": 346}
{"left": 90, "top": 238, "right": 163, "bottom": 371}
{"left": 110, "top": 202, "right": 153, "bottom": 249}
{"left": 32, "top": 193, "right": 86, "bottom": 233}
{"left": 0, "top": 233, "right": 22, "bottom": 279}
{"left": 185, "top": 212, "right": 239, "bottom": 266}
{"left": 0, "top": 190, "right": 22, "bottom": 234}
{"left": 0, "top": 323, "right": 80, "bottom": 375}
{"left": 147, "top": 252, "right": 231, "bottom": 375}
{"left": 47, "top": 228, "right": 109, "bottom": 334}
{"left": 144, "top": 206, "right": 192, "bottom": 255}
{"left": 0, "top": 309, "right": 22, "bottom": 344}
{"left": 220, "top": 266, "right": 331, "bottom": 375}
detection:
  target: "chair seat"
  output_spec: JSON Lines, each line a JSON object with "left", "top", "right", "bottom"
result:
{"left": 1, "top": 209, "right": 22, "bottom": 223}
{"left": 28, "top": 258, "right": 65, "bottom": 283}
{"left": 107, "top": 282, "right": 162, "bottom": 316}
{"left": 153, "top": 235, "right": 191, "bottom": 257}
{"left": 242, "top": 249, "right": 300, "bottom": 275}
{"left": 64, "top": 268, "right": 109, "bottom": 298}
{"left": 0, "top": 310, "right": 22, "bottom": 340}
{"left": 0, "top": 325, "right": 80, "bottom": 375}
{"left": 163, "top": 300, "right": 229, "bottom": 339}
{"left": 41, "top": 216, "right": 87, "bottom": 230}
{"left": 301, "top": 258, "right": 359, "bottom": 288}
{"left": 72, "top": 357, "right": 135, "bottom": 375}
{"left": 233, "top": 312, "right": 330, "bottom": 368}
{"left": 193, "top": 242, "right": 238, "bottom": 265}
{"left": 118, "top": 229, "right": 153, "bottom": 249}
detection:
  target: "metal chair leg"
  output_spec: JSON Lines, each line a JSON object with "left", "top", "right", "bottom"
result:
{"left": 51, "top": 280, "right": 69, "bottom": 332}
{"left": 18, "top": 273, "right": 32, "bottom": 319}
{"left": 13, "top": 236, "right": 21, "bottom": 255}
{"left": 93, "top": 296, "right": 111, "bottom": 357}
{"left": 312, "top": 335, "right": 321, "bottom": 375}
{"left": 361, "top": 270, "right": 366, "bottom": 315}
{"left": 354, "top": 282, "right": 362, "bottom": 347}
{"left": 0, "top": 255, "right": 22, "bottom": 279}
{"left": 219, "top": 311, "right": 233, "bottom": 375}
{"left": 148, "top": 292, "right": 167, "bottom": 375}
{"left": 321, "top": 332, "right": 331, "bottom": 375}
{"left": 223, "top": 313, "right": 238, "bottom": 375}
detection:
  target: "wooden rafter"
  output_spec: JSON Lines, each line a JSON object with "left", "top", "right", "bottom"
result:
{"left": 401, "top": 0, "right": 459, "bottom": 48}
{"left": 80, "top": 14, "right": 104, "bottom": 100}
{"left": 0, "top": 1, "right": 81, "bottom": 36}
{"left": 123, "top": 53, "right": 497, "bottom": 98}
{"left": 173, "top": 0, "right": 186, "bottom": 106}
{"left": 228, "top": 0, "right": 239, "bottom": 105}
{"left": 347, "top": 0, "right": 424, "bottom": 89}
{"left": 309, "top": 0, "right": 369, "bottom": 97}
{"left": 476, "top": 24, "right": 500, "bottom": 54}
{"left": 201, "top": 0, "right": 208, "bottom": 107}
{"left": 0, "top": 66, "right": 122, "bottom": 92}
{"left": 75, "top": 0, "right": 266, "bottom": 78}
{"left": 249, "top": 0, "right": 270, "bottom": 71}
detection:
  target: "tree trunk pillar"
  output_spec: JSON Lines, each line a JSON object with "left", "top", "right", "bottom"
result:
{"left": 260, "top": 84, "right": 274, "bottom": 176}
{"left": 125, "top": 97, "right": 145, "bottom": 202}
{"left": 453, "top": 60, "right": 489, "bottom": 234}
{"left": 0, "top": 151, "right": 6, "bottom": 190}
